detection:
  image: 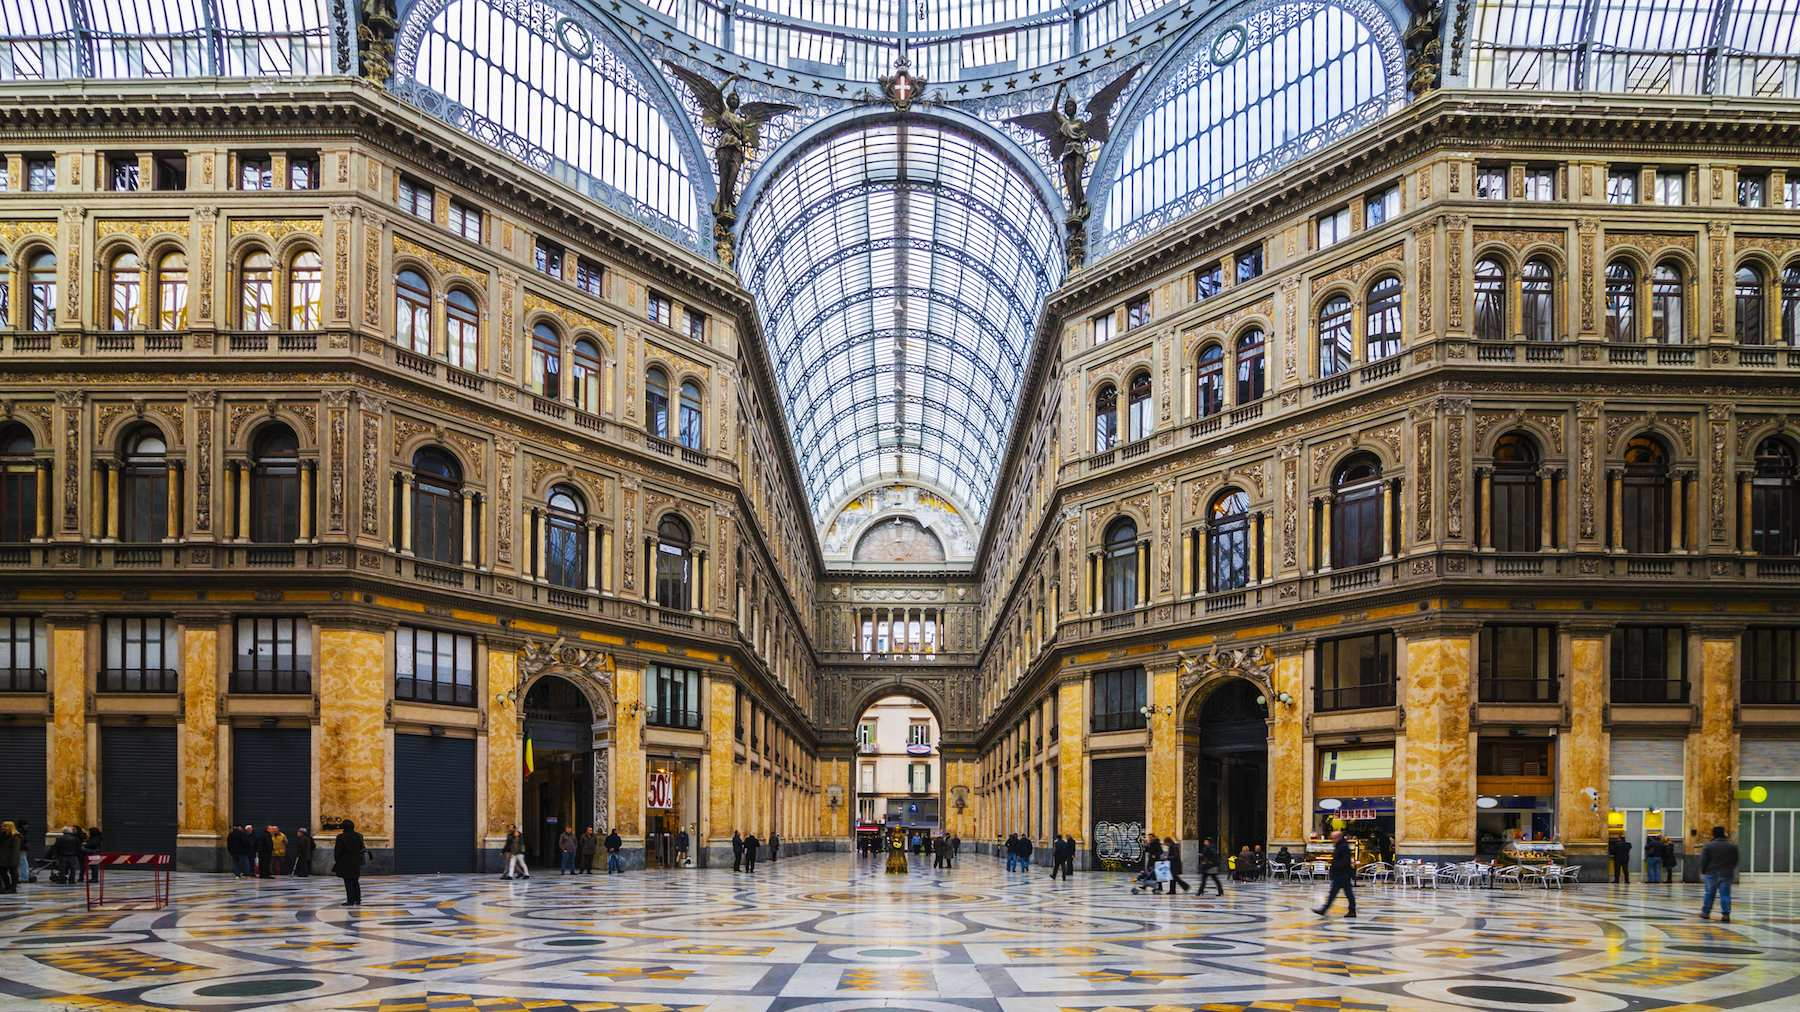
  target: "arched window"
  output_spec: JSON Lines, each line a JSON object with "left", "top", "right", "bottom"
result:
{"left": 530, "top": 323, "right": 561, "bottom": 399}
{"left": 1318, "top": 295, "right": 1353, "bottom": 376}
{"left": 678, "top": 380, "right": 704, "bottom": 450}
{"left": 156, "top": 252, "right": 188, "bottom": 330}
{"left": 1736, "top": 263, "right": 1767, "bottom": 346}
{"left": 1651, "top": 261, "right": 1684, "bottom": 344}
{"left": 1752, "top": 436, "right": 1797, "bottom": 557}
{"left": 1783, "top": 265, "right": 1800, "bottom": 346}
{"left": 446, "top": 288, "right": 478, "bottom": 370}
{"left": 1235, "top": 328, "right": 1265, "bottom": 404}
{"left": 1521, "top": 257, "right": 1555, "bottom": 342}
{"left": 1331, "top": 453, "right": 1384, "bottom": 569}
{"left": 1605, "top": 260, "right": 1637, "bottom": 343}
{"left": 395, "top": 269, "right": 431, "bottom": 354}
{"left": 1622, "top": 435, "right": 1670, "bottom": 554}
{"left": 655, "top": 514, "right": 692, "bottom": 610}
{"left": 108, "top": 251, "right": 142, "bottom": 330}
{"left": 1126, "top": 371, "right": 1153, "bottom": 441}
{"left": 410, "top": 447, "right": 462, "bottom": 564}
{"left": 1094, "top": 384, "right": 1118, "bottom": 451}
{"left": 572, "top": 339, "right": 602, "bottom": 413}
{"left": 27, "top": 250, "right": 56, "bottom": 331}
{"left": 0, "top": 422, "right": 37, "bottom": 543}
{"left": 1102, "top": 516, "right": 1138, "bottom": 613}
{"left": 1491, "top": 432, "right": 1541, "bottom": 553}
{"left": 1365, "top": 276, "right": 1403, "bottom": 360}
{"left": 120, "top": 427, "right": 168, "bottom": 543}
{"left": 250, "top": 424, "right": 300, "bottom": 543}
{"left": 289, "top": 251, "right": 322, "bottom": 329}
{"left": 240, "top": 251, "right": 274, "bottom": 331}
{"left": 646, "top": 367, "right": 671, "bottom": 439}
{"left": 1208, "top": 489, "right": 1250, "bottom": 593}
{"left": 544, "top": 484, "right": 586, "bottom": 589}
{"left": 1472, "top": 257, "right": 1505, "bottom": 341}
{"left": 1195, "top": 344, "right": 1223, "bottom": 418}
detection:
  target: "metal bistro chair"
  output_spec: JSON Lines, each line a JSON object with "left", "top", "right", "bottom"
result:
{"left": 1358, "top": 861, "right": 1394, "bottom": 886}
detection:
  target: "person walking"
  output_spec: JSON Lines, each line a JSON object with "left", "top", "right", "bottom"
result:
{"left": 1699, "top": 825, "right": 1740, "bottom": 923}
{"left": 502, "top": 826, "right": 530, "bottom": 879}
{"left": 270, "top": 826, "right": 289, "bottom": 876}
{"left": 604, "top": 827, "right": 623, "bottom": 874}
{"left": 0, "top": 821, "right": 21, "bottom": 893}
{"left": 578, "top": 826, "right": 598, "bottom": 874}
{"left": 1017, "top": 833, "right": 1034, "bottom": 874}
{"left": 1609, "top": 835, "right": 1632, "bottom": 884}
{"left": 933, "top": 834, "right": 948, "bottom": 869}
{"left": 731, "top": 830, "right": 744, "bottom": 872}
{"left": 1137, "top": 835, "right": 1165, "bottom": 894}
{"left": 1164, "top": 837, "right": 1191, "bottom": 895}
{"left": 226, "top": 824, "right": 251, "bottom": 878}
{"left": 1312, "top": 831, "right": 1356, "bottom": 918}
{"left": 743, "top": 832, "right": 760, "bottom": 873}
{"left": 1003, "top": 834, "right": 1017, "bottom": 873}
{"left": 769, "top": 831, "right": 780, "bottom": 863}
{"left": 951, "top": 834, "right": 961, "bottom": 861}
{"left": 675, "top": 827, "right": 690, "bottom": 867}
{"left": 1046, "top": 834, "right": 1066, "bottom": 880}
{"left": 332, "top": 819, "right": 368, "bottom": 907}
{"left": 557, "top": 827, "right": 576, "bottom": 875}
{"left": 1197, "top": 838, "right": 1224, "bottom": 896}
{"left": 292, "top": 827, "right": 315, "bottom": 876}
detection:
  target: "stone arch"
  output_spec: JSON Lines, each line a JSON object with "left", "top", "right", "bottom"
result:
{"left": 516, "top": 638, "right": 617, "bottom": 836}
{"left": 1176, "top": 644, "right": 1278, "bottom": 848}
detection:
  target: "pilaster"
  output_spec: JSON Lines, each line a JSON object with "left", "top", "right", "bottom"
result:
{"left": 1560, "top": 627, "right": 1609, "bottom": 850}
{"left": 1397, "top": 630, "right": 1474, "bottom": 854}
{"left": 1687, "top": 628, "right": 1741, "bottom": 844}
{"left": 178, "top": 620, "right": 223, "bottom": 858}
{"left": 1268, "top": 646, "right": 1307, "bottom": 846}
{"left": 1055, "top": 673, "right": 1085, "bottom": 842}
{"left": 316, "top": 624, "right": 390, "bottom": 845}
{"left": 47, "top": 614, "right": 89, "bottom": 832}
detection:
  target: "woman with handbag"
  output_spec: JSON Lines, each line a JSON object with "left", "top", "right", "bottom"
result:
{"left": 1163, "top": 837, "right": 1191, "bottom": 895}
{"left": 332, "top": 819, "right": 369, "bottom": 907}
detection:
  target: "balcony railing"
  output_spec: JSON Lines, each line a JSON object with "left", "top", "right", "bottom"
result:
{"left": 1611, "top": 677, "right": 1689, "bottom": 704}
{"left": 647, "top": 707, "right": 702, "bottom": 730}
{"left": 98, "top": 667, "right": 179, "bottom": 693}
{"left": 1742, "top": 679, "right": 1800, "bottom": 705}
{"left": 1315, "top": 681, "right": 1395, "bottom": 712}
{"left": 229, "top": 669, "right": 313, "bottom": 694}
{"left": 0, "top": 666, "right": 46, "bottom": 692}
{"left": 1479, "top": 677, "right": 1559, "bottom": 703}
{"left": 1091, "top": 710, "right": 1146, "bottom": 733}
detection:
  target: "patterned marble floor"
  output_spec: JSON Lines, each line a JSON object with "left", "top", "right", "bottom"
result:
{"left": 1, "top": 854, "right": 1797, "bottom": 1011}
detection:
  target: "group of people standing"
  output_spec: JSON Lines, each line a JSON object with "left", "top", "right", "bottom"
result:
{"left": 226, "top": 824, "right": 315, "bottom": 878}
{"left": 1609, "top": 833, "right": 1682, "bottom": 884}
{"left": 730, "top": 830, "right": 777, "bottom": 871}
{"left": 500, "top": 825, "right": 625, "bottom": 877}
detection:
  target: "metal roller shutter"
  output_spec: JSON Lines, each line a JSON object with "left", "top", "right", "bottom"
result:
{"left": 1091, "top": 756, "right": 1147, "bottom": 825}
{"left": 232, "top": 727, "right": 313, "bottom": 834}
{"left": 0, "top": 724, "right": 46, "bottom": 842}
{"left": 1610, "top": 737, "right": 1684, "bottom": 777}
{"left": 1742, "top": 738, "right": 1800, "bottom": 777}
{"left": 101, "top": 726, "right": 177, "bottom": 855}
{"left": 394, "top": 734, "right": 475, "bottom": 873}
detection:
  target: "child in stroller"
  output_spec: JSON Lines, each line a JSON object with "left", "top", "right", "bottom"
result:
{"left": 1128, "top": 835, "right": 1167, "bottom": 894}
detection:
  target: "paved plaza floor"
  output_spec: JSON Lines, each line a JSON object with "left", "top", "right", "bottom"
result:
{"left": 0, "top": 853, "right": 1796, "bottom": 1010}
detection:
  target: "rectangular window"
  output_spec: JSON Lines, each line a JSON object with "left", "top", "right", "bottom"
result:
{"left": 1607, "top": 169, "right": 1639, "bottom": 205}
{"left": 1365, "top": 184, "right": 1400, "bottom": 227}
{"left": 860, "top": 762, "right": 875, "bottom": 793}
{"left": 534, "top": 237, "right": 565, "bottom": 279}
{"left": 1477, "top": 739, "right": 1553, "bottom": 777}
{"left": 648, "top": 291, "right": 674, "bottom": 326}
{"left": 1235, "top": 244, "right": 1264, "bottom": 283}
{"left": 0, "top": 163, "right": 9, "bottom": 191}
{"left": 288, "top": 155, "right": 319, "bottom": 191}
{"left": 908, "top": 762, "right": 929, "bottom": 793}
{"left": 648, "top": 664, "right": 702, "bottom": 728}
{"left": 1738, "top": 172, "right": 1768, "bottom": 208}
{"left": 448, "top": 200, "right": 482, "bottom": 243}
{"left": 108, "top": 156, "right": 140, "bottom": 192}
{"left": 1523, "top": 167, "right": 1555, "bottom": 201}
{"left": 857, "top": 721, "right": 875, "bottom": 747}
{"left": 575, "top": 256, "right": 604, "bottom": 297}
{"left": 238, "top": 155, "right": 272, "bottom": 191}
{"left": 1475, "top": 165, "right": 1508, "bottom": 200}
{"left": 231, "top": 616, "right": 312, "bottom": 694}
{"left": 26, "top": 157, "right": 55, "bottom": 192}
{"left": 1319, "top": 745, "right": 1394, "bottom": 782}
{"left": 1742, "top": 627, "right": 1800, "bottom": 704}
{"left": 1316, "top": 206, "right": 1350, "bottom": 248}
{"left": 907, "top": 721, "right": 931, "bottom": 747}
{"left": 0, "top": 616, "right": 46, "bottom": 692}
{"left": 1610, "top": 625, "right": 1687, "bottom": 703}
{"left": 1315, "top": 631, "right": 1396, "bottom": 712}
{"left": 394, "top": 625, "right": 475, "bottom": 706}
{"left": 1787, "top": 174, "right": 1800, "bottom": 210}
{"left": 685, "top": 309, "right": 706, "bottom": 342}
{"left": 1478, "top": 624, "right": 1557, "bottom": 702}
{"left": 1655, "top": 170, "right": 1686, "bottom": 206}
{"left": 1091, "top": 310, "right": 1114, "bottom": 345}
{"left": 1125, "top": 294, "right": 1152, "bottom": 330}
{"left": 101, "top": 616, "right": 177, "bottom": 693}
{"left": 397, "top": 175, "right": 433, "bottom": 219}
{"left": 1090, "top": 666, "right": 1146, "bottom": 732}
{"left": 1194, "top": 261, "right": 1222, "bottom": 302}
{"left": 153, "top": 153, "right": 186, "bottom": 191}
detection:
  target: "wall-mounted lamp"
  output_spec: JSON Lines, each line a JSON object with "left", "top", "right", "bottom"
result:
{"left": 1138, "top": 704, "right": 1172, "bottom": 719}
{"left": 826, "top": 785, "right": 843, "bottom": 809}
{"left": 1254, "top": 691, "right": 1295, "bottom": 707}
{"left": 951, "top": 785, "right": 970, "bottom": 813}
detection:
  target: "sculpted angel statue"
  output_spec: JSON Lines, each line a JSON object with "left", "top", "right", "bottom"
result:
{"left": 661, "top": 61, "right": 800, "bottom": 223}
{"left": 1007, "top": 65, "right": 1142, "bottom": 264}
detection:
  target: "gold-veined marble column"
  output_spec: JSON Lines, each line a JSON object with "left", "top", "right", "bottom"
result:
{"left": 107, "top": 463, "right": 121, "bottom": 540}
{"left": 485, "top": 642, "right": 519, "bottom": 846}
{"left": 1559, "top": 627, "right": 1609, "bottom": 854}
{"left": 1686, "top": 628, "right": 1741, "bottom": 845}
{"left": 178, "top": 620, "right": 222, "bottom": 859}
{"left": 317, "top": 624, "right": 390, "bottom": 849}
{"left": 47, "top": 615, "right": 89, "bottom": 832}
{"left": 164, "top": 462, "right": 180, "bottom": 540}
{"left": 1397, "top": 629, "right": 1475, "bottom": 855}
{"left": 1056, "top": 672, "right": 1085, "bottom": 844}
{"left": 706, "top": 676, "right": 735, "bottom": 852}
{"left": 299, "top": 461, "right": 313, "bottom": 541}
{"left": 1608, "top": 469, "right": 1624, "bottom": 551}
{"left": 1318, "top": 498, "right": 1332, "bottom": 571}
{"left": 399, "top": 475, "right": 414, "bottom": 554}
{"left": 1149, "top": 665, "right": 1178, "bottom": 835}
{"left": 613, "top": 661, "right": 643, "bottom": 841}
{"left": 35, "top": 460, "right": 50, "bottom": 539}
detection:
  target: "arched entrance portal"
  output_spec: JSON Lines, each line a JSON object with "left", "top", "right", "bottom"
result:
{"left": 849, "top": 693, "right": 947, "bottom": 859}
{"left": 1182, "top": 678, "right": 1270, "bottom": 863}
{"left": 522, "top": 675, "right": 597, "bottom": 867}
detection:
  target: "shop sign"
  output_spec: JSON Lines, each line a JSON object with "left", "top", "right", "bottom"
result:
{"left": 906, "top": 743, "right": 933, "bottom": 755}
{"left": 647, "top": 770, "right": 673, "bottom": 809}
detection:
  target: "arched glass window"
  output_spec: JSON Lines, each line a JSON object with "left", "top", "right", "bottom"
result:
{"left": 120, "top": 427, "right": 168, "bottom": 543}
{"left": 1126, "top": 371, "right": 1153, "bottom": 441}
{"left": 530, "top": 323, "right": 561, "bottom": 399}
{"left": 1195, "top": 344, "right": 1224, "bottom": 418}
{"left": 1736, "top": 263, "right": 1767, "bottom": 345}
{"left": 678, "top": 380, "right": 704, "bottom": 450}
{"left": 240, "top": 251, "right": 274, "bottom": 331}
{"left": 1208, "top": 489, "right": 1250, "bottom": 593}
{"left": 1331, "top": 453, "right": 1383, "bottom": 569}
{"left": 1473, "top": 258, "right": 1506, "bottom": 341}
{"left": 0, "top": 422, "right": 37, "bottom": 543}
{"left": 1521, "top": 257, "right": 1555, "bottom": 342}
{"left": 108, "top": 251, "right": 142, "bottom": 330}
{"left": 1094, "top": 384, "right": 1118, "bottom": 451}
{"left": 544, "top": 484, "right": 586, "bottom": 589}
{"left": 1491, "top": 432, "right": 1542, "bottom": 552}
{"left": 0, "top": 252, "right": 10, "bottom": 328}
{"left": 1102, "top": 517, "right": 1138, "bottom": 613}
{"left": 646, "top": 367, "right": 670, "bottom": 439}
{"left": 27, "top": 250, "right": 57, "bottom": 331}
{"left": 571, "top": 339, "right": 602, "bottom": 413}
{"left": 1752, "top": 436, "right": 1797, "bottom": 557}
{"left": 1622, "top": 435, "right": 1671, "bottom": 554}
{"left": 1365, "top": 276, "right": 1403, "bottom": 360}
{"left": 1651, "top": 261, "right": 1684, "bottom": 344}
{"left": 395, "top": 269, "right": 431, "bottom": 354}
{"left": 1319, "top": 295, "right": 1353, "bottom": 376}
{"left": 289, "top": 251, "right": 322, "bottom": 330}
{"left": 1605, "top": 261, "right": 1637, "bottom": 343}
{"left": 156, "top": 252, "right": 187, "bottom": 330}
{"left": 250, "top": 424, "right": 300, "bottom": 544}
{"left": 1783, "top": 265, "right": 1800, "bottom": 346}
{"left": 411, "top": 447, "right": 462, "bottom": 564}
{"left": 1235, "top": 328, "right": 1265, "bottom": 404}
{"left": 446, "top": 288, "right": 478, "bottom": 369}
{"left": 655, "top": 514, "right": 692, "bottom": 610}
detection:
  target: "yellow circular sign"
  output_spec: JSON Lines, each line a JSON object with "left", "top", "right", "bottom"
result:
{"left": 1751, "top": 785, "right": 1769, "bottom": 804}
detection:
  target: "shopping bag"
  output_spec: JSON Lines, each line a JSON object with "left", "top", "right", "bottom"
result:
{"left": 1154, "top": 859, "right": 1172, "bottom": 883}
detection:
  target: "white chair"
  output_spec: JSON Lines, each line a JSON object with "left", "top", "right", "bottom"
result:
{"left": 1558, "top": 864, "right": 1582, "bottom": 887}
{"left": 1493, "top": 864, "right": 1525, "bottom": 889}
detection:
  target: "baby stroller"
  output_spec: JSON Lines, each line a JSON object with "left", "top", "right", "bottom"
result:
{"left": 1130, "top": 857, "right": 1172, "bottom": 894}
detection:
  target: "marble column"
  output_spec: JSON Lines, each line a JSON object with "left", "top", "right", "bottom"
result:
{"left": 1559, "top": 628, "right": 1609, "bottom": 853}
{"left": 1056, "top": 673, "right": 1085, "bottom": 844}
{"left": 1397, "top": 630, "right": 1475, "bottom": 856}
{"left": 178, "top": 621, "right": 222, "bottom": 866}
{"left": 484, "top": 644, "right": 519, "bottom": 848}
{"left": 706, "top": 677, "right": 735, "bottom": 852}
{"left": 613, "top": 662, "right": 644, "bottom": 842}
{"left": 1317, "top": 498, "right": 1332, "bottom": 571}
{"left": 299, "top": 461, "right": 313, "bottom": 541}
{"left": 460, "top": 491, "right": 474, "bottom": 566}
{"left": 236, "top": 463, "right": 250, "bottom": 541}
{"left": 107, "top": 463, "right": 121, "bottom": 540}
{"left": 1149, "top": 665, "right": 1178, "bottom": 834}
{"left": 35, "top": 460, "right": 49, "bottom": 539}
{"left": 1540, "top": 469, "right": 1556, "bottom": 550}
{"left": 47, "top": 616, "right": 89, "bottom": 833}
{"left": 1609, "top": 469, "right": 1624, "bottom": 551}
{"left": 1268, "top": 646, "right": 1307, "bottom": 846}
{"left": 1686, "top": 629, "right": 1741, "bottom": 845}
{"left": 1671, "top": 471, "right": 1686, "bottom": 552}
{"left": 1180, "top": 530, "right": 1193, "bottom": 596}
{"left": 317, "top": 625, "right": 391, "bottom": 851}
{"left": 399, "top": 476, "right": 414, "bottom": 555}
{"left": 164, "top": 462, "right": 180, "bottom": 540}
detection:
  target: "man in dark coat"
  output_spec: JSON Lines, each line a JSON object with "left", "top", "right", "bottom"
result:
{"left": 331, "top": 819, "right": 368, "bottom": 906}
{"left": 1312, "top": 831, "right": 1356, "bottom": 918}
{"left": 1164, "top": 837, "right": 1191, "bottom": 895}
{"left": 1609, "top": 835, "right": 1632, "bottom": 884}
{"left": 1017, "top": 834, "right": 1033, "bottom": 874}
{"left": 932, "top": 834, "right": 947, "bottom": 868}
{"left": 578, "top": 826, "right": 598, "bottom": 874}
{"left": 254, "top": 825, "right": 275, "bottom": 878}
{"left": 604, "top": 828, "right": 623, "bottom": 874}
{"left": 291, "top": 827, "right": 316, "bottom": 876}
{"left": 1699, "top": 825, "right": 1740, "bottom": 922}
{"left": 951, "top": 834, "right": 961, "bottom": 860}
{"left": 731, "top": 830, "right": 744, "bottom": 872}
{"left": 769, "top": 831, "right": 780, "bottom": 863}
{"left": 226, "top": 825, "right": 251, "bottom": 878}
{"left": 1196, "top": 837, "right": 1224, "bottom": 895}
{"left": 743, "top": 832, "right": 760, "bottom": 873}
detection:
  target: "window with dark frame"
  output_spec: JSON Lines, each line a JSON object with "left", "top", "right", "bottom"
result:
{"left": 649, "top": 663, "right": 702, "bottom": 728}
{"left": 1315, "top": 631, "right": 1395, "bottom": 711}
{"left": 1194, "top": 261, "right": 1223, "bottom": 302}
{"left": 1522, "top": 167, "right": 1554, "bottom": 201}
{"left": 1102, "top": 516, "right": 1137, "bottom": 613}
{"left": 108, "top": 155, "right": 140, "bottom": 192}
{"left": 395, "top": 625, "right": 475, "bottom": 705}
{"left": 1479, "top": 624, "right": 1557, "bottom": 702}
{"left": 1752, "top": 436, "right": 1798, "bottom": 556}
{"left": 232, "top": 616, "right": 312, "bottom": 694}
{"left": 1316, "top": 205, "right": 1350, "bottom": 248}
{"left": 1235, "top": 244, "right": 1264, "bottom": 283}
{"left": 1092, "top": 310, "right": 1115, "bottom": 344}
{"left": 0, "top": 423, "right": 37, "bottom": 544}
{"left": 1330, "top": 453, "right": 1384, "bottom": 569}
{"left": 288, "top": 155, "right": 319, "bottom": 190}
{"left": 1195, "top": 343, "right": 1224, "bottom": 418}
{"left": 238, "top": 155, "right": 272, "bottom": 191}
{"left": 101, "top": 616, "right": 177, "bottom": 693}
{"left": 1611, "top": 625, "right": 1687, "bottom": 703}
{"left": 1090, "top": 666, "right": 1146, "bottom": 732}
{"left": 1207, "top": 489, "right": 1251, "bottom": 593}
{"left": 1365, "top": 183, "right": 1400, "bottom": 226}
{"left": 1620, "top": 435, "right": 1671, "bottom": 554}
{"left": 575, "top": 256, "right": 604, "bottom": 297}
{"left": 398, "top": 175, "right": 434, "bottom": 219}
{"left": 1607, "top": 168, "right": 1638, "bottom": 204}
{"left": 1475, "top": 165, "right": 1508, "bottom": 199}
{"left": 1743, "top": 627, "right": 1800, "bottom": 704}
{"left": 1477, "top": 738, "right": 1553, "bottom": 776}
{"left": 1491, "top": 432, "right": 1542, "bottom": 552}
{"left": 1739, "top": 172, "right": 1768, "bottom": 208}
{"left": 0, "top": 615, "right": 45, "bottom": 692}
{"left": 1125, "top": 294, "right": 1152, "bottom": 330}
{"left": 534, "top": 237, "right": 565, "bottom": 279}
{"left": 1235, "top": 328, "right": 1266, "bottom": 403}
{"left": 648, "top": 290, "right": 674, "bottom": 326}
{"left": 685, "top": 308, "right": 706, "bottom": 341}
{"left": 449, "top": 200, "right": 482, "bottom": 243}
{"left": 25, "top": 157, "right": 54, "bottom": 192}
{"left": 154, "top": 153, "right": 187, "bottom": 191}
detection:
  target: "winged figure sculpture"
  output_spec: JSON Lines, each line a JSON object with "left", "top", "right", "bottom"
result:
{"left": 661, "top": 61, "right": 800, "bottom": 228}
{"left": 1007, "top": 64, "right": 1142, "bottom": 264}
